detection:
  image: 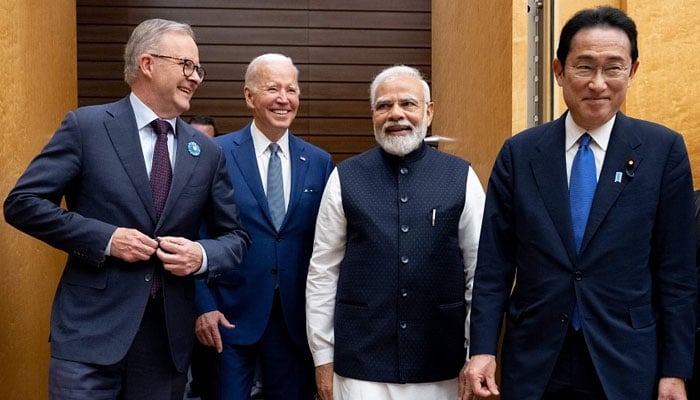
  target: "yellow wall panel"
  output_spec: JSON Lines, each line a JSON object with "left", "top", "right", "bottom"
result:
{"left": 0, "top": 1, "right": 76, "bottom": 398}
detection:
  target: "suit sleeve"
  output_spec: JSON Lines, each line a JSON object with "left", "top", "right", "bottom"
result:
{"left": 653, "top": 133, "right": 697, "bottom": 378}
{"left": 4, "top": 111, "right": 115, "bottom": 266}
{"left": 469, "top": 141, "right": 519, "bottom": 356}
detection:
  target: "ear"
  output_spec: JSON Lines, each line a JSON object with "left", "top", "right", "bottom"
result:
{"left": 244, "top": 86, "right": 255, "bottom": 109}
{"left": 627, "top": 60, "right": 641, "bottom": 87}
{"left": 552, "top": 58, "right": 564, "bottom": 87}
{"left": 139, "top": 54, "right": 155, "bottom": 78}
{"left": 425, "top": 101, "right": 434, "bottom": 127}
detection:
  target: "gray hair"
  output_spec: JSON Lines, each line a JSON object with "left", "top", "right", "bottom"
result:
{"left": 369, "top": 65, "right": 431, "bottom": 107}
{"left": 123, "top": 18, "right": 195, "bottom": 84}
{"left": 244, "top": 53, "right": 299, "bottom": 93}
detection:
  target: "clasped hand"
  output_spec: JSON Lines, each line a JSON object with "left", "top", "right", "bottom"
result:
{"left": 110, "top": 227, "right": 203, "bottom": 275}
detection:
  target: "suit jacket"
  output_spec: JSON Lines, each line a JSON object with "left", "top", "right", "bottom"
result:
{"left": 470, "top": 111, "right": 696, "bottom": 399}
{"left": 3, "top": 96, "right": 250, "bottom": 373}
{"left": 195, "top": 123, "right": 333, "bottom": 346}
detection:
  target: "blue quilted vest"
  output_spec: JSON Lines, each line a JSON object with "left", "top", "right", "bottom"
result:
{"left": 334, "top": 143, "right": 469, "bottom": 383}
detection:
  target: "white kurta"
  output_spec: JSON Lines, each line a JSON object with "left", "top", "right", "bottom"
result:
{"left": 306, "top": 165, "right": 485, "bottom": 399}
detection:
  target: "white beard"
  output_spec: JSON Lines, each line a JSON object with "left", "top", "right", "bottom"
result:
{"left": 374, "top": 118, "right": 428, "bottom": 156}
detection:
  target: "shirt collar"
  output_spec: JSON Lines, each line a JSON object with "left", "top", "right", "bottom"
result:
{"left": 129, "top": 93, "right": 177, "bottom": 135}
{"left": 565, "top": 112, "right": 615, "bottom": 152}
{"left": 250, "top": 121, "right": 289, "bottom": 158}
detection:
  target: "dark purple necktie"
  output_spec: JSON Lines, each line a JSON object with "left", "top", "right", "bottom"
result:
{"left": 149, "top": 119, "right": 171, "bottom": 297}
{"left": 150, "top": 119, "right": 172, "bottom": 221}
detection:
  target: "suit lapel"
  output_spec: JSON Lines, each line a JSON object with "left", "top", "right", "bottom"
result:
{"left": 530, "top": 117, "right": 579, "bottom": 262}
{"left": 160, "top": 120, "right": 201, "bottom": 225}
{"left": 104, "top": 98, "right": 156, "bottom": 222}
{"left": 580, "top": 113, "right": 642, "bottom": 252}
{"left": 287, "top": 134, "right": 310, "bottom": 226}
{"left": 229, "top": 128, "right": 275, "bottom": 227}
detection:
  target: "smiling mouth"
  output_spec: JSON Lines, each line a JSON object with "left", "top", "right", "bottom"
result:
{"left": 272, "top": 109, "right": 290, "bottom": 115}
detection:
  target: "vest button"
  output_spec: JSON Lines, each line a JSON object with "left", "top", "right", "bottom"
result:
{"left": 144, "top": 273, "right": 152, "bottom": 282}
{"left": 401, "top": 256, "right": 409, "bottom": 264}
{"left": 400, "top": 167, "right": 408, "bottom": 175}
{"left": 575, "top": 271, "right": 582, "bottom": 281}
{"left": 401, "top": 225, "right": 409, "bottom": 233}
{"left": 399, "top": 321, "right": 407, "bottom": 329}
{"left": 401, "top": 289, "right": 408, "bottom": 297}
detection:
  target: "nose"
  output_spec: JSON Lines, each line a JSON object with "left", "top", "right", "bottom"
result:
{"left": 387, "top": 102, "right": 405, "bottom": 120}
{"left": 189, "top": 70, "right": 203, "bottom": 85}
{"left": 588, "top": 69, "right": 607, "bottom": 90}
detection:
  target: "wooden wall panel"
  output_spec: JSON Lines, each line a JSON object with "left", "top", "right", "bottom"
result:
{"left": 76, "top": 1, "right": 431, "bottom": 162}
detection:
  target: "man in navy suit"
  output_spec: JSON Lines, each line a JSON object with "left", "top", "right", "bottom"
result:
{"left": 3, "top": 19, "right": 249, "bottom": 400}
{"left": 466, "top": 6, "right": 696, "bottom": 400}
{"left": 194, "top": 53, "right": 333, "bottom": 400}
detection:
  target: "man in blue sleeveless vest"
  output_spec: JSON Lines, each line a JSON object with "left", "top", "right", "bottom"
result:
{"left": 306, "top": 65, "right": 485, "bottom": 399}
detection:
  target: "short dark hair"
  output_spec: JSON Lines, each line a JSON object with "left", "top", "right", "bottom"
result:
{"left": 556, "top": 6, "right": 638, "bottom": 67}
{"left": 188, "top": 115, "right": 218, "bottom": 135}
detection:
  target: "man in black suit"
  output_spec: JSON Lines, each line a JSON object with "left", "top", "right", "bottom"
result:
{"left": 466, "top": 6, "right": 696, "bottom": 399}
{"left": 4, "top": 18, "right": 249, "bottom": 400}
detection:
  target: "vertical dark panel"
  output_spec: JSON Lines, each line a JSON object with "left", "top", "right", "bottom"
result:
{"left": 76, "top": 0, "right": 431, "bottom": 162}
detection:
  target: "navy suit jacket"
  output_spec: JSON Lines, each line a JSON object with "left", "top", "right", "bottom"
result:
{"left": 4, "top": 96, "right": 249, "bottom": 373}
{"left": 470, "top": 112, "right": 696, "bottom": 399}
{"left": 195, "top": 124, "right": 333, "bottom": 346}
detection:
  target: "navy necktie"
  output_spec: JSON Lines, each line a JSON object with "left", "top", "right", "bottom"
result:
{"left": 150, "top": 119, "right": 172, "bottom": 221}
{"left": 267, "top": 143, "right": 285, "bottom": 230}
{"left": 569, "top": 133, "right": 596, "bottom": 330}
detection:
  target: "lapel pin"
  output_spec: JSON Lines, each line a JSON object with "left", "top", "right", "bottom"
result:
{"left": 625, "top": 159, "right": 635, "bottom": 177}
{"left": 187, "top": 141, "right": 201, "bottom": 157}
{"left": 614, "top": 172, "right": 622, "bottom": 183}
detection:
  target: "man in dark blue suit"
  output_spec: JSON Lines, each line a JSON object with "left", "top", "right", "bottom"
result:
{"left": 3, "top": 19, "right": 249, "bottom": 400}
{"left": 466, "top": 6, "right": 696, "bottom": 400}
{"left": 195, "top": 53, "right": 333, "bottom": 400}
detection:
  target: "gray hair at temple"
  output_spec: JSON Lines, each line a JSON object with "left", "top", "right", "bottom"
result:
{"left": 369, "top": 65, "right": 431, "bottom": 107}
{"left": 123, "top": 18, "right": 195, "bottom": 85}
{"left": 244, "top": 53, "right": 300, "bottom": 94}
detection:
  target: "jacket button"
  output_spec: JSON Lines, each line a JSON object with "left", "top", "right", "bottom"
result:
{"left": 400, "top": 167, "right": 408, "bottom": 175}
{"left": 399, "top": 321, "right": 407, "bottom": 329}
{"left": 401, "top": 225, "right": 409, "bottom": 233}
{"left": 575, "top": 271, "right": 582, "bottom": 281}
{"left": 401, "top": 256, "right": 409, "bottom": 264}
{"left": 401, "top": 289, "right": 408, "bottom": 297}
{"left": 400, "top": 196, "right": 408, "bottom": 203}
{"left": 144, "top": 273, "right": 152, "bottom": 282}
{"left": 560, "top": 313, "right": 569, "bottom": 323}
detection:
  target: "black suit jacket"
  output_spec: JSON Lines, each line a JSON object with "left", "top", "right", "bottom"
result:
{"left": 470, "top": 112, "right": 696, "bottom": 399}
{"left": 4, "top": 96, "right": 249, "bottom": 372}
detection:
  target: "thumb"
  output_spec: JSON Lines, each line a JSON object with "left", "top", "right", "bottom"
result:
{"left": 218, "top": 315, "right": 235, "bottom": 329}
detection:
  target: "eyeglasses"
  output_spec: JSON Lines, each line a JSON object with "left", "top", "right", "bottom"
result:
{"left": 373, "top": 99, "right": 426, "bottom": 115}
{"left": 149, "top": 53, "right": 206, "bottom": 81}
{"left": 568, "top": 64, "right": 630, "bottom": 80}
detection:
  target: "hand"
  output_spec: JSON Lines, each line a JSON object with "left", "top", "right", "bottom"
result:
{"left": 110, "top": 227, "right": 158, "bottom": 262}
{"left": 466, "top": 354, "right": 500, "bottom": 397}
{"left": 458, "top": 361, "right": 475, "bottom": 399}
{"left": 195, "top": 310, "right": 234, "bottom": 353}
{"left": 156, "top": 236, "right": 203, "bottom": 276}
{"left": 657, "top": 377, "right": 687, "bottom": 400}
{"left": 315, "top": 363, "right": 334, "bottom": 400}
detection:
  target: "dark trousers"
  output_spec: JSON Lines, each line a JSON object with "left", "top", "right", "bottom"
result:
{"left": 543, "top": 327, "right": 606, "bottom": 400}
{"left": 49, "top": 295, "right": 187, "bottom": 400}
{"left": 217, "top": 290, "right": 315, "bottom": 400}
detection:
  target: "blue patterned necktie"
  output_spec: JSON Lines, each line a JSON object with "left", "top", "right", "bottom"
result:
{"left": 267, "top": 143, "right": 285, "bottom": 230}
{"left": 569, "top": 133, "right": 596, "bottom": 330}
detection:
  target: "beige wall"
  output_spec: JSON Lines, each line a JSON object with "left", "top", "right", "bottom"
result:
{"left": 0, "top": 1, "right": 76, "bottom": 398}
{"left": 625, "top": 0, "right": 700, "bottom": 185}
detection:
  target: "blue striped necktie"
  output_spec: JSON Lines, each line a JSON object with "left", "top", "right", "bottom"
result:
{"left": 267, "top": 143, "right": 285, "bottom": 230}
{"left": 569, "top": 133, "right": 596, "bottom": 330}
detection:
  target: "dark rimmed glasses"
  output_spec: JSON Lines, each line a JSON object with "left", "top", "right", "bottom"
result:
{"left": 149, "top": 53, "right": 206, "bottom": 81}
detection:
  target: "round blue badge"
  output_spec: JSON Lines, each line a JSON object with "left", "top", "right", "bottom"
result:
{"left": 187, "top": 141, "right": 201, "bottom": 156}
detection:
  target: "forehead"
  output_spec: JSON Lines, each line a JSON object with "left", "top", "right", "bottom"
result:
{"left": 568, "top": 26, "right": 632, "bottom": 62}
{"left": 158, "top": 32, "right": 199, "bottom": 59}
{"left": 255, "top": 61, "right": 298, "bottom": 85}
{"left": 375, "top": 75, "right": 424, "bottom": 101}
